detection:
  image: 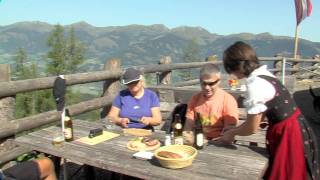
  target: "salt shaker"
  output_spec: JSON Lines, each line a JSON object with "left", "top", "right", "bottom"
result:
{"left": 164, "top": 134, "right": 172, "bottom": 146}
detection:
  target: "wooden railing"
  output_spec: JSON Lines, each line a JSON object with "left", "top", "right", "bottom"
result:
{"left": 1, "top": 56, "right": 320, "bottom": 137}
{"left": 0, "top": 55, "right": 319, "bottom": 163}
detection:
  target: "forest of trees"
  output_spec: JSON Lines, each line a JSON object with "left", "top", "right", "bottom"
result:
{"left": 13, "top": 25, "right": 87, "bottom": 119}
{"left": 12, "top": 25, "right": 205, "bottom": 120}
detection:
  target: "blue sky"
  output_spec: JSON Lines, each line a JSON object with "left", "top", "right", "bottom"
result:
{"left": 0, "top": 0, "right": 319, "bottom": 42}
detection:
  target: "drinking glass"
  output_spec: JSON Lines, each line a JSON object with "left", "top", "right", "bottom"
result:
{"left": 102, "top": 117, "right": 117, "bottom": 131}
{"left": 51, "top": 131, "right": 65, "bottom": 147}
{"left": 183, "top": 131, "right": 194, "bottom": 146}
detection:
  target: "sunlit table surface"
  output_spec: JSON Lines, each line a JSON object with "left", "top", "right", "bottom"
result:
{"left": 14, "top": 120, "right": 267, "bottom": 180}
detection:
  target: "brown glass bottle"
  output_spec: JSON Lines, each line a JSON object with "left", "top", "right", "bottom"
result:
{"left": 64, "top": 109, "right": 74, "bottom": 142}
{"left": 194, "top": 113, "right": 204, "bottom": 149}
{"left": 172, "top": 114, "right": 183, "bottom": 145}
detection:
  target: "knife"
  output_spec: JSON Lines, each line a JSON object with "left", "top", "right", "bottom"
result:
{"left": 129, "top": 118, "right": 141, "bottom": 123}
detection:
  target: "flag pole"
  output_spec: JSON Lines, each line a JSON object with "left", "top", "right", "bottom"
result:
{"left": 293, "top": 24, "right": 300, "bottom": 59}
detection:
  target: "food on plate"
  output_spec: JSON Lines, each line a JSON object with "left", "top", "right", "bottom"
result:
{"left": 157, "top": 151, "right": 183, "bottom": 159}
{"left": 142, "top": 137, "right": 159, "bottom": 146}
{"left": 127, "top": 137, "right": 160, "bottom": 151}
{"left": 123, "top": 128, "right": 152, "bottom": 137}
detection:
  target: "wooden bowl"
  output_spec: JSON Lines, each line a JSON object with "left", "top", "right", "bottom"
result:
{"left": 154, "top": 145, "right": 197, "bottom": 169}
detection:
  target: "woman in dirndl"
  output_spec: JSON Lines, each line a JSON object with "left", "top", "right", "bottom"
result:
{"left": 219, "top": 41, "right": 319, "bottom": 180}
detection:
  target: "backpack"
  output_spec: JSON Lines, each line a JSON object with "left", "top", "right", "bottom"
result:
{"left": 168, "top": 103, "right": 188, "bottom": 133}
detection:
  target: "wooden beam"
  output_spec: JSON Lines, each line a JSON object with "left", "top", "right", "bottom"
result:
{"left": 0, "top": 70, "right": 122, "bottom": 98}
{"left": 259, "top": 57, "right": 320, "bottom": 63}
{"left": 0, "top": 95, "right": 115, "bottom": 139}
{"left": 0, "top": 64, "right": 10, "bottom": 82}
{"left": 138, "top": 61, "right": 219, "bottom": 74}
{"left": 0, "top": 145, "right": 31, "bottom": 165}
{"left": 0, "top": 64, "right": 15, "bottom": 140}
{"left": 174, "top": 79, "right": 199, "bottom": 87}
{"left": 100, "top": 58, "right": 121, "bottom": 119}
{"left": 2, "top": 58, "right": 317, "bottom": 99}
{"left": 0, "top": 62, "right": 217, "bottom": 98}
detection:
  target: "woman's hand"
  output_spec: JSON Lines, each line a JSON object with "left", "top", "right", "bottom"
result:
{"left": 119, "top": 118, "right": 130, "bottom": 128}
{"left": 108, "top": 106, "right": 130, "bottom": 128}
{"left": 140, "top": 117, "right": 152, "bottom": 126}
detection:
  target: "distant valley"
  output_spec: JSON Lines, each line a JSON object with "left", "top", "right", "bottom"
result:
{"left": 1, "top": 21, "right": 320, "bottom": 73}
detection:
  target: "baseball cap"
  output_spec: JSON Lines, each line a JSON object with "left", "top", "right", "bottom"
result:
{"left": 122, "top": 68, "right": 142, "bottom": 85}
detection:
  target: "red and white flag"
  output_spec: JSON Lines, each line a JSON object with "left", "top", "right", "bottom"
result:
{"left": 295, "top": 0, "right": 312, "bottom": 25}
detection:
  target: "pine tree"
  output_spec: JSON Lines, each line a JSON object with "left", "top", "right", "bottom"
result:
{"left": 35, "top": 90, "right": 55, "bottom": 113}
{"left": 47, "top": 24, "right": 67, "bottom": 75}
{"left": 13, "top": 48, "right": 39, "bottom": 117}
{"left": 66, "top": 27, "right": 85, "bottom": 73}
{"left": 47, "top": 25, "right": 85, "bottom": 75}
{"left": 13, "top": 48, "right": 28, "bottom": 78}
{"left": 14, "top": 25, "right": 86, "bottom": 118}
{"left": 46, "top": 24, "right": 85, "bottom": 110}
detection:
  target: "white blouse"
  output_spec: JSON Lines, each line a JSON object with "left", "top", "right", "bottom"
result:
{"left": 243, "top": 65, "right": 276, "bottom": 114}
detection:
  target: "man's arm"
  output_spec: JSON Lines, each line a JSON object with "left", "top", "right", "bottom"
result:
{"left": 183, "top": 118, "right": 194, "bottom": 131}
{"left": 183, "top": 118, "right": 195, "bottom": 145}
{"left": 223, "top": 93, "right": 239, "bottom": 129}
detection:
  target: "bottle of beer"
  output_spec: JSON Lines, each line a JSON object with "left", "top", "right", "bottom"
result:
{"left": 172, "top": 114, "right": 183, "bottom": 145}
{"left": 194, "top": 112, "right": 204, "bottom": 149}
{"left": 64, "top": 109, "right": 74, "bottom": 142}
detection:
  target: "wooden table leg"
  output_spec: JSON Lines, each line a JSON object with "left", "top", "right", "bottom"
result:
{"left": 50, "top": 156, "right": 61, "bottom": 178}
{"left": 83, "top": 165, "right": 95, "bottom": 179}
{"left": 62, "top": 158, "right": 68, "bottom": 180}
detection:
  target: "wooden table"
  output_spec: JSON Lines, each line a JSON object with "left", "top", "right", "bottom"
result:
{"left": 14, "top": 120, "right": 267, "bottom": 180}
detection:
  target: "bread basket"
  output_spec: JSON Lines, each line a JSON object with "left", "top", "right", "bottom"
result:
{"left": 154, "top": 145, "right": 197, "bottom": 169}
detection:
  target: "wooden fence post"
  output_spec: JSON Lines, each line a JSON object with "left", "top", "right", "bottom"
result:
{"left": 157, "top": 56, "right": 175, "bottom": 103}
{"left": 158, "top": 56, "right": 172, "bottom": 85}
{"left": 273, "top": 54, "right": 282, "bottom": 76}
{"left": 100, "top": 59, "right": 121, "bottom": 120}
{"left": 0, "top": 65, "right": 15, "bottom": 124}
{"left": 311, "top": 54, "right": 320, "bottom": 79}
{"left": 0, "top": 64, "right": 15, "bottom": 145}
{"left": 292, "top": 54, "right": 300, "bottom": 75}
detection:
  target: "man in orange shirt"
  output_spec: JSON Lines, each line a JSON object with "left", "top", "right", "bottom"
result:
{"left": 184, "top": 64, "right": 239, "bottom": 140}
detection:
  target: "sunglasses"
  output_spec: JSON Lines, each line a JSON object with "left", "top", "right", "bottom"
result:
{"left": 200, "top": 79, "right": 220, "bottom": 86}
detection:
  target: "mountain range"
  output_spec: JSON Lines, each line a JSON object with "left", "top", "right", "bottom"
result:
{"left": 1, "top": 21, "right": 320, "bottom": 72}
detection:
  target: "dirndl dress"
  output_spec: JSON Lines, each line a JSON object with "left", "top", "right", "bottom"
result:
{"left": 258, "top": 75, "right": 319, "bottom": 180}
